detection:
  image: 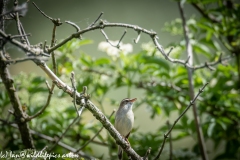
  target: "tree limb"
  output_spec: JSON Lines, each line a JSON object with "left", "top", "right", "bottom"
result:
{"left": 178, "top": 1, "right": 208, "bottom": 160}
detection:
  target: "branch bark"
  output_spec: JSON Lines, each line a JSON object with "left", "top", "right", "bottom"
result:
{"left": 178, "top": 1, "right": 208, "bottom": 160}
{"left": 0, "top": 0, "right": 34, "bottom": 149}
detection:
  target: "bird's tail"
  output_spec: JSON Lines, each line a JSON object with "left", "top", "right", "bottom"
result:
{"left": 118, "top": 145, "right": 123, "bottom": 160}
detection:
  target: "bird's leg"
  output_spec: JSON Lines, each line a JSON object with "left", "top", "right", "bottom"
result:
{"left": 125, "top": 137, "right": 130, "bottom": 145}
{"left": 125, "top": 132, "right": 131, "bottom": 145}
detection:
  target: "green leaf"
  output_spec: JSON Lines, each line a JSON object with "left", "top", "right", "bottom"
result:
{"left": 142, "top": 56, "right": 170, "bottom": 71}
{"left": 207, "top": 122, "right": 216, "bottom": 137}
{"left": 94, "top": 58, "right": 111, "bottom": 66}
{"left": 78, "top": 39, "right": 93, "bottom": 46}
{"left": 193, "top": 43, "right": 211, "bottom": 58}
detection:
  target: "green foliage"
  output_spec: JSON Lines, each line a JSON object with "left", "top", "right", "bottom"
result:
{"left": 1, "top": 0, "right": 240, "bottom": 159}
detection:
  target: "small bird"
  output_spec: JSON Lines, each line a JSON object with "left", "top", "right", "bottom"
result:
{"left": 115, "top": 98, "right": 137, "bottom": 160}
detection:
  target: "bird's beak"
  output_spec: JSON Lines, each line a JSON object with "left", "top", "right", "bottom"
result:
{"left": 129, "top": 98, "right": 137, "bottom": 102}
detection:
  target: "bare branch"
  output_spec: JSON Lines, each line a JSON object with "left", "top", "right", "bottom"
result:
{"left": 42, "top": 40, "right": 46, "bottom": 51}
{"left": 0, "top": 55, "right": 48, "bottom": 64}
{"left": 49, "top": 20, "right": 58, "bottom": 74}
{"left": 143, "top": 147, "right": 151, "bottom": 160}
{"left": 194, "top": 53, "right": 233, "bottom": 71}
{"left": 167, "top": 121, "right": 172, "bottom": 160}
{"left": 100, "top": 29, "right": 114, "bottom": 45}
{"left": 66, "top": 21, "right": 80, "bottom": 32}
{"left": 184, "top": 56, "right": 191, "bottom": 66}
{"left": 48, "top": 116, "right": 80, "bottom": 152}
{"left": 100, "top": 29, "right": 127, "bottom": 49}
{"left": 70, "top": 71, "right": 79, "bottom": 116}
{"left": 117, "top": 30, "right": 127, "bottom": 48}
{"left": 191, "top": 3, "right": 219, "bottom": 23}
{"left": 134, "top": 30, "right": 141, "bottom": 44}
{"left": 178, "top": 2, "right": 208, "bottom": 160}
{"left": 167, "top": 47, "right": 174, "bottom": 56}
{"left": 45, "top": 80, "right": 51, "bottom": 91}
{"left": 32, "top": 146, "right": 48, "bottom": 160}
{"left": 0, "top": 30, "right": 49, "bottom": 57}
{"left": 154, "top": 82, "right": 209, "bottom": 160}
{"left": 19, "top": 21, "right": 30, "bottom": 45}
{"left": 88, "top": 12, "right": 104, "bottom": 28}
{"left": 10, "top": 33, "right": 31, "bottom": 39}
{"left": 65, "top": 21, "right": 82, "bottom": 39}
{"left": 0, "top": 1, "right": 34, "bottom": 148}
{"left": 32, "top": 2, "right": 53, "bottom": 21}
{"left": 26, "top": 81, "right": 54, "bottom": 121}
{"left": 33, "top": 2, "right": 62, "bottom": 28}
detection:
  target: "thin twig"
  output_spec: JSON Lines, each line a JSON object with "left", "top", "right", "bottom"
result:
{"left": 100, "top": 29, "right": 127, "bottom": 49}
{"left": 2, "top": 56, "right": 48, "bottom": 64}
{"left": 19, "top": 20, "right": 30, "bottom": 45}
{"left": 32, "top": 146, "right": 48, "bottom": 160}
{"left": 70, "top": 71, "right": 78, "bottom": 116}
{"left": 191, "top": 3, "right": 219, "bottom": 23}
{"left": 100, "top": 29, "right": 114, "bottom": 46}
{"left": 65, "top": 21, "right": 80, "bottom": 32}
{"left": 167, "top": 121, "right": 172, "bottom": 160}
{"left": 143, "top": 147, "right": 151, "bottom": 160}
{"left": 26, "top": 80, "right": 54, "bottom": 121}
{"left": 32, "top": 2, "right": 53, "bottom": 21}
{"left": 32, "top": 2, "right": 62, "bottom": 26}
{"left": 48, "top": 116, "right": 80, "bottom": 152}
{"left": 43, "top": 40, "right": 47, "bottom": 52}
{"left": 194, "top": 54, "right": 233, "bottom": 71}
{"left": 48, "top": 86, "right": 87, "bottom": 152}
{"left": 154, "top": 82, "right": 209, "bottom": 160}
{"left": 51, "top": 24, "right": 57, "bottom": 74}
{"left": 76, "top": 110, "right": 116, "bottom": 152}
{"left": 10, "top": 33, "right": 31, "bottom": 39}
{"left": 167, "top": 47, "right": 174, "bottom": 56}
{"left": 134, "top": 31, "right": 141, "bottom": 44}
{"left": 116, "top": 30, "right": 127, "bottom": 48}
{"left": 65, "top": 21, "right": 82, "bottom": 39}
{"left": 14, "top": 9, "right": 25, "bottom": 43}
{"left": 88, "top": 12, "right": 104, "bottom": 28}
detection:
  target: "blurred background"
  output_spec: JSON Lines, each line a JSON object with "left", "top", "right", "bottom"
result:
{"left": 3, "top": 0, "right": 239, "bottom": 159}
